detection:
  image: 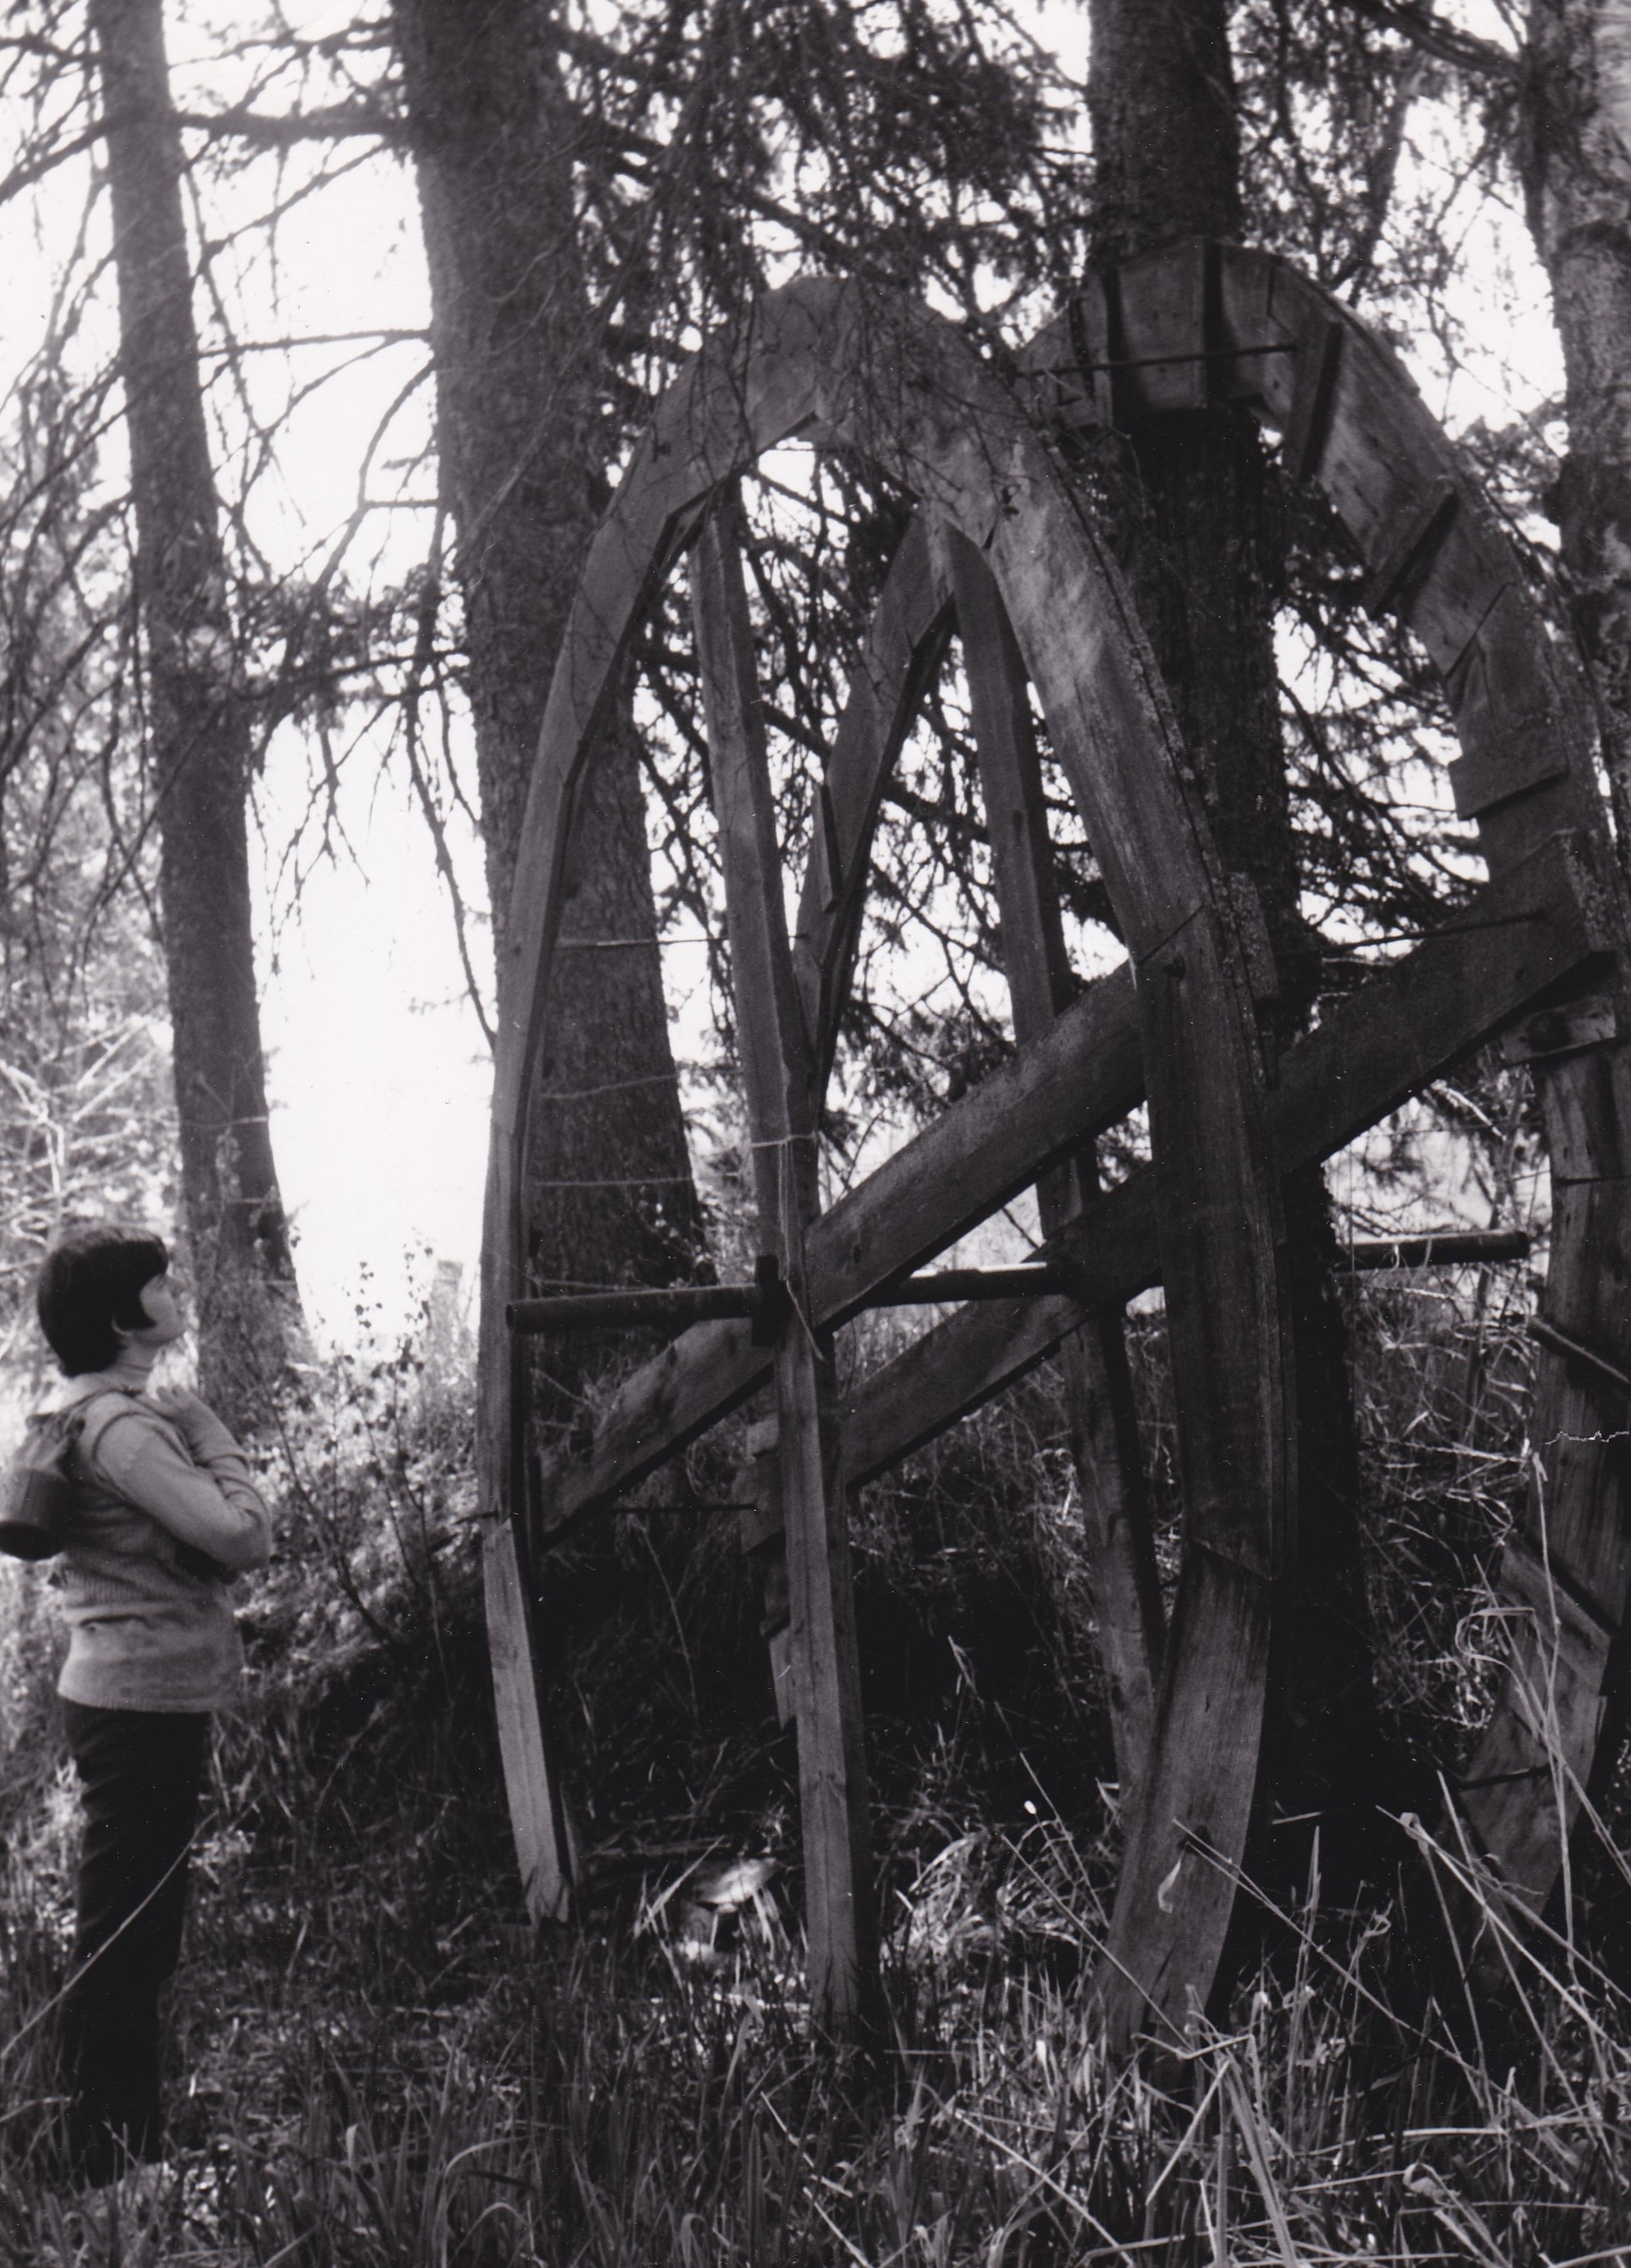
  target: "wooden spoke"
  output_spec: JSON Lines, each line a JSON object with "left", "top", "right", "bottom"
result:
{"left": 689, "top": 496, "right": 877, "bottom": 2031}
{"left": 534, "top": 959, "right": 1145, "bottom": 1541}
{"left": 789, "top": 513, "right": 955, "bottom": 1083}
{"left": 482, "top": 1498, "right": 572, "bottom": 1923}
{"left": 940, "top": 519, "right": 1164, "bottom": 1797}
{"left": 843, "top": 830, "right": 1613, "bottom": 1481}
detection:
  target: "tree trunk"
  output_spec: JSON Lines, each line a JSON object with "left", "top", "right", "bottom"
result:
{"left": 89, "top": 0, "right": 301, "bottom": 1431}
{"left": 1087, "top": 0, "right": 1384, "bottom": 1875}
{"left": 1523, "top": 0, "right": 1631, "bottom": 878}
{"left": 391, "top": 0, "right": 702, "bottom": 1425}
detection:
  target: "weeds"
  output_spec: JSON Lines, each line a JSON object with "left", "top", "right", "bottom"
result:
{"left": 0, "top": 1268, "right": 1626, "bottom": 2263}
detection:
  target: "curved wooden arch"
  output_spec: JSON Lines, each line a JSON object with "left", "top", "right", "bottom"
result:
{"left": 481, "top": 279, "right": 1291, "bottom": 2041}
{"left": 1022, "top": 239, "right": 1631, "bottom": 1923}
{"left": 789, "top": 517, "right": 1164, "bottom": 1778}
{"left": 481, "top": 254, "right": 1631, "bottom": 2051}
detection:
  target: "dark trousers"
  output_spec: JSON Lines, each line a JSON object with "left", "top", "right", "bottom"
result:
{"left": 59, "top": 1702, "right": 210, "bottom": 2183}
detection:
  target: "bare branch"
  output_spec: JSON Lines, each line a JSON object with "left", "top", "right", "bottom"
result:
{"left": 174, "top": 99, "right": 400, "bottom": 147}
{"left": 1331, "top": 0, "right": 1517, "bottom": 82}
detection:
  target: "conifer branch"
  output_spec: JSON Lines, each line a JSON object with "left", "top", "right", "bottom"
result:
{"left": 1334, "top": 0, "right": 1518, "bottom": 82}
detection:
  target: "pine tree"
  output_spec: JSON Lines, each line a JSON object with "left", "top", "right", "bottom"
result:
{"left": 88, "top": 0, "right": 302, "bottom": 1426}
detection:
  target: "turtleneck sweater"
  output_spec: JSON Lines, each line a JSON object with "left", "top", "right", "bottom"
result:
{"left": 46, "top": 1362, "right": 273, "bottom": 1712}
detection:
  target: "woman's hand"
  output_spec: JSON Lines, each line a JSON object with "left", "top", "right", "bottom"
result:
{"left": 149, "top": 1387, "right": 239, "bottom": 1464}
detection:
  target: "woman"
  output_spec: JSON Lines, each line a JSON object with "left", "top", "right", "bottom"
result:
{"left": 33, "top": 1222, "right": 272, "bottom": 2186}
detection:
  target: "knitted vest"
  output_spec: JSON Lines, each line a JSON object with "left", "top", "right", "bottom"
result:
{"left": 54, "top": 1396, "right": 244, "bottom": 1713}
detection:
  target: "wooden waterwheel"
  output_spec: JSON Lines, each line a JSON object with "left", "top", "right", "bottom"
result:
{"left": 479, "top": 244, "right": 1631, "bottom": 2051}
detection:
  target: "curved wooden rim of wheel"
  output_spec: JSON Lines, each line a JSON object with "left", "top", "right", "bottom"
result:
{"left": 1027, "top": 238, "right": 1631, "bottom": 1935}
{"left": 481, "top": 253, "right": 1631, "bottom": 2046}
{"left": 481, "top": 275, "right": 1290, "bottom": 2043}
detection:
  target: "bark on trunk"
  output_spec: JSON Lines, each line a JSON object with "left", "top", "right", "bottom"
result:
{"left": 1088, "top": 0, "right": 1384, "bottom": 1871}
{"left": 89, "top": 0, "right": 301, "bottom": 1431}
{"left": 392, "top": 0, "right": 701, "bottom": 1424}
{"left": 1523, "top": 0, "right": 1631, "bottom": 877}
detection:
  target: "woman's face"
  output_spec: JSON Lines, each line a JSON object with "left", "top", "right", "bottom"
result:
{"left": 127, "top": 1271, "right": 187, "bottom": 1349}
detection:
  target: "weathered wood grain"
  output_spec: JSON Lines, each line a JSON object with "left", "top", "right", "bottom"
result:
{"left": 536, "top": 960, "right": 1144, "bottom": 1535}
{"left": 1361, "top": 477, "right": 1460, "bottom": 619}
{"left": 845, "top": 831, "right": 1610, "bottom": 1484}
{"left": 692, "top": 503, "right": 877, "bottom": 2033}
{"left": 842, "top": 1174, "right": 1159, "bottom": 1483}
{"left": 1105, "top": 238, "right": 1211, "bottom": 416}
{"left": 1282, "top": 316, "right": 1345, "bottom": 481}
{"left": 945, "top": 520, "right": 1163, "bottom": 1795}
{"left": 482, "top": 1501, "right": 571, "bottom": 1923}
{"left": 789, "top": 518, "right": 955, "bottom": 1081}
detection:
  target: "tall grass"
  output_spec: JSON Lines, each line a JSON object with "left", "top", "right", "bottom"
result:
{"left": 1, "top": 1266, "right": 1628, "bottom": 2265}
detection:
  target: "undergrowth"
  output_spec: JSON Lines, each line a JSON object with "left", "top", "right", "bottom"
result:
{"left": 0, "top": 1263, "right": 1627, "bottom": 2265}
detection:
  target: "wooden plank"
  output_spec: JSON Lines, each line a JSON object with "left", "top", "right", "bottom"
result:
{"left": 845, "top": 832, "right": 1611, "bottom": 1482}
{"left": 1020, "top": 245, "right": 1282, "bottom": 435}
{"left": 736, "top": 1420, "right": 796, "bottom": 1726}
{"left": 842, "top": 1175, "right": 1159, "bottom": 1483}
{"left": 809, "top": 965, "right": 1141, "bottom": 1319}
{"left": 1277, "top": 832, "right": 1613, "bottom": 1161}
{"left": 789, "top": 517, "right": 955, "bottom": 1082}
{"left": 1498, "top": 1526, "right": 1620, "bottom": 1657}
{"left": 537, "top": 960, "right": 1145, "bottom": 1534}
{"left": 1361, "top": 477, "right": 1460, "bottom": 618}
{"left": 1503, "top": 993, "right": 1620, "bottom": 1065}
{"left": 477, "top": 1121, "right": 579, "bottom": 1925}
{"left": 1096, "top": 920, "right": 1286, "bottom": 2043}
{"left": 1210, "top": 240, "right": 1287, "bottom": 408}
{"left": 1251, "top": 269, "right": 1449, "bottom": 572}
{"left": 1106, "top": 237, "right": 1210, "bottom": 416}
{"left": 481, "top": 1507, "right": 572, "bottom": 1923}
{"left": 1214, "top": 251, "right": 1517, "bottom": 676}
{"left": 943, "top": 523, "right": 1070, "bottom": 1038}
{"left": 1446, "top": 587, "right": 1574, "bottom": 817}
{"left": 1093, "top": 1557, "right": 1271, "bottom": 2050}
{"left": 691, "top": 500, "right": 877, "bottom": 2035}
{"left": 531, "top": 821, "right": 1607, "bottom": 1786}
{"left": 1281, "top": 315, "right": 1344, "bottom": 481}
{"left": 945, "top": 519, "right": 1163, "bottom": 1794}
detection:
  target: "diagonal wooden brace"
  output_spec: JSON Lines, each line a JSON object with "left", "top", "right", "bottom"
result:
{"left": 534, "top": 829, "right": 1611, "bottom": 1541}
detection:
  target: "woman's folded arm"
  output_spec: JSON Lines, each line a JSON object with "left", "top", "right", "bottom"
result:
{"left": 91, "top": 1411, "right": 273, "bottom": 1571}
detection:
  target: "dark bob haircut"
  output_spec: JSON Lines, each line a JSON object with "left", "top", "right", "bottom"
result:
{"left": 37, "top": 1223, "right": 169, "bottom": 1378}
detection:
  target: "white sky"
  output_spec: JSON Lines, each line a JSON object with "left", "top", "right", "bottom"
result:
{"left": 1, "top": 0, "right": 1567, "bottom": 1344}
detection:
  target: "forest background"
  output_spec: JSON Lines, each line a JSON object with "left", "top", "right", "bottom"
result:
{"left": 0, "top": 0, "right": 1552, "bottom": 1414}
{"left": 5, "top": 0, "right": 1631, "bottom": 2263}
